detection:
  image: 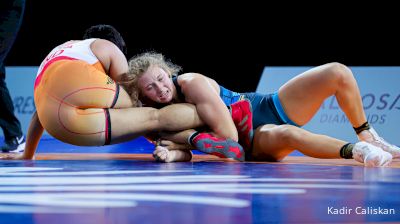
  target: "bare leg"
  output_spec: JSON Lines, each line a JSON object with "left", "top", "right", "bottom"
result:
{"left": 49, "top": 85, "right": 204, "bottom": 145}
{"left": 110, "top": 104, "right": 203, "bottom": 144}
{"left": 106, "top": 86, "right": 202, "bottom": 143}
{"left": 251, "top": 124, "right": 346, "bottom": 161}
{"left": 157, "top": 104, "right": 203, "bottom": 131}
{"left": 278, "top": 63, "right": 400, "bottom": 158}
{"left": 279, "top": 62, "right": 366, "bottom": 127}
{"left": 251, "top": 124, "right": 392, "bottom": 167}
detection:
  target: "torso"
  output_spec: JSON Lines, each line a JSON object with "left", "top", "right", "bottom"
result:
{"left": 34, "top": 39, "right": 105, "bottom": 89}
{"left": 36, "top": 39, "right": 103, "bottom": 78}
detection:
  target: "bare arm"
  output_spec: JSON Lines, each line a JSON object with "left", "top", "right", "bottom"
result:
{"left": 91, "top": 39, "right": 128, "bottom": 82}
{"left": 22, "top": 111, "right": 43, "bottom": 159}
{"left": 0, "top": 112, "right": 43, "bottom": 160}
{"left": 158, "top": 129, "right": 197, "bottom": 144}
{"left": 178, "top": 73, "right": 238, "bottom": 141}
{"left": 152, "top": 130, "right": 195, "bottom": 163}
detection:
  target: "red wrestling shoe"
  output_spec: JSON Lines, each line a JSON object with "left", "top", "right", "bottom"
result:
{"left": 189, "top": 132, "right": 244, "bottom": 161}
{"left": 229, "top": 99, "right": 254, "bottom": 151}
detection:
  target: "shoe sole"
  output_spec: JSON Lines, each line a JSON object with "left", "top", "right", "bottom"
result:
{"left": 1, "top": 142, "right": 25, "bottom": 153}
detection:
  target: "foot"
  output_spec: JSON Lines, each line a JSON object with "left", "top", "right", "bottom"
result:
{"left": 352, "top": 142, "right": 392, "bottom": 167}
{"left": 1, "top": 135, "right": 25, "bottom": 153}
{"left": 358, "top": 127, "right": 400, "bottom": 158}
{"left": 190, "top": 132, "right": 245, "bottom": 161}
{"left": 229, "top": 99, "right": 254, "bottom": 151}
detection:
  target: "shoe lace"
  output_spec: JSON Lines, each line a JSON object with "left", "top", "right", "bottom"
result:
{"left": 371, "top": 134, "right": 393, "bottom": 148}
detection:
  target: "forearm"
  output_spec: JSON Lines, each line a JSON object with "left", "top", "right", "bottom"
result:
{"left": 159, "top": 129, "right": 197, "bottom": 145}
{"left": 23, "top": 112, "right": 44, "bottom": 159}
{"left": 169, "top": 149, "right": 193, "bottom": 162}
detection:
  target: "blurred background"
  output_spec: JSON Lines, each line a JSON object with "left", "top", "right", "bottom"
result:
{"left": 5, "top": 1, "right": 400, "bottom": 92}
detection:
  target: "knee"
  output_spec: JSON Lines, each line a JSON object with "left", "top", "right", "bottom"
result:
{"left": 325, "top": 62, "right": 355, "bottom": 86}
{"left": 148, "top": 108, "right": 162, "bottom": 130}
{"left": 256, "top": 124, "right": 299, "bottom": 144}
{"left": 274, "top": 125, "right": 301, "bottom": 146}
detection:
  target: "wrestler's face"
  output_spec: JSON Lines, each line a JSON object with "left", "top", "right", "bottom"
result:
{"left": 138, "top": 65, "right": 174, "bottom": 104}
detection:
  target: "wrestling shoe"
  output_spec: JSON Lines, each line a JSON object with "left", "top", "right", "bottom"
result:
{"left": 189, "top": 132, "right": 245, "bottom": 161}
{"left": 229, "top": 99, "right": 254, "bottom": 151}
{"left": 352, "top": 142, "right": 392, "bottom": 167}
{"left": 1, "top": 135, "right": 25, "bottom": 153}
{"left": 358, "top": 127, "right": 400, "bottom": 158}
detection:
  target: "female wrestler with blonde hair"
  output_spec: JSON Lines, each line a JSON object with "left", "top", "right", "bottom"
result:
{"left": 122, "top": 52, "right": 398, "bottom": 167}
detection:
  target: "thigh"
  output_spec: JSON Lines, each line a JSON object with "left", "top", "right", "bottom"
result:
{"left": 249, "top": 124, "right": 295, "bottom": 162}
{"left": 35, "top": 60, "right": 136, "bottom": 146}
{"left": 38, "top": 101, "right": 160, "bottom": 146}
{"left": 36, "top": 60, "right": 133, "bottom": 110}
{"left": 38, "top": 100, "right": 108, "bottom": 146}
{"left": 278, "top": 63, "right": 339, "bottom": 125}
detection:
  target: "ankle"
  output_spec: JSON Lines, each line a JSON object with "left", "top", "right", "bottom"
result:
{"left": 187, "top": 131, "right": 201, "bottom": 146}
{"left": 357, "top": 129, "right": 374, "bottom": 140}
{"left": 340, "top": 143, "right": 354, "bottom": 159}
{"left": 353, "top": 121, "right": 370, "bottom": 134}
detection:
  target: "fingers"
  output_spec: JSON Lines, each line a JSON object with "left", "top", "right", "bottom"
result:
{"left": 0, "top": 153, "right": 18, "bottom": 160}
{"left": 153, "top": 146, "right": 169, "bottom": 162}
{"left": 0, "top": 153, "right": 33, "bottom": 160}
{"left": 151, "top": 139, "right": 161, "bottom": 146}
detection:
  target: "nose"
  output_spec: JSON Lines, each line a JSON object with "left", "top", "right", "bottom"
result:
{"left": 154, "top": 82, "right": 163, "bottom": 93}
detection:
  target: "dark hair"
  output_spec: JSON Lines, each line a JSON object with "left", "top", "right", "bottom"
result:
{"left": 83, "top": 24, "right": 127, "bottom": 56}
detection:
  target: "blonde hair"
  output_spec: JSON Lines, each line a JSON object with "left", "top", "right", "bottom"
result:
{"left": 120, "top": 52, "right": 181, "bottom": 105}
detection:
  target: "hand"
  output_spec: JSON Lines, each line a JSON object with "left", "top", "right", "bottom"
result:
{"left": 153, "top": 145, "right": 192, "bottom": 163}
{"left": 153, "top": 146, "right": 172, "bottom": 163}
{"left": 0, "top": 153, "right": 33, "bottom": 160}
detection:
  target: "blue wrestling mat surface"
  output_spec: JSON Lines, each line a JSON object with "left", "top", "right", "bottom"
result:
{"left": 2, "top": 136, "right": 304, "bottom": 156}
{"left": 31, "top": 136, "right": 211, "bottom": 155}
{"left": 1, "top": 159, "right": 400, "bottom": 223}
{"left": 35, "top": 136, "right": 159, "bottom": 154}
{"left": 1, "top": 137, "right": 400, "bottom": 223}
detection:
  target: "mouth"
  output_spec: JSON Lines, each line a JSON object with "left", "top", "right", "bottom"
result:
{"left": 159, "top": 90, "right": 169, "bottom": 100}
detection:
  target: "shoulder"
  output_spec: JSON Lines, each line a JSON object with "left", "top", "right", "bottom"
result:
{"left": 177, "top": 73, "right": 205, "bottom": 85}
{"left": 91, "top": 39, "right": 119, "bottom": 51}
{"left": 90, "top": 39, "right": 124, "bottom": 64}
